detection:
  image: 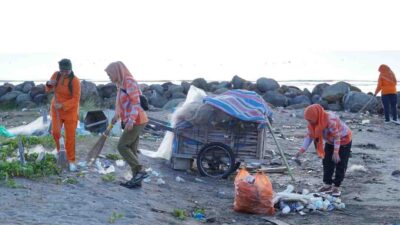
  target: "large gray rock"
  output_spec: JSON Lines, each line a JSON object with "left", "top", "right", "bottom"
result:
{"left": 33, "top": 94, "right": 48, "bottom": 105}
{"left": 29, "top": 84, "right": 45, "bottom": 98}
{"left": 150, "top": 84, "right": 164, "bottom": 95}
{"left": 231, "top": 75, "right": 246, "bottom": 89}
{"left": 321, "top": 82, "right": 350, "bottom": 103}
{"left": 166, "top": 84, "right": 184, "bottom": 97}
{"left": 171, "top": 92, "right": 186, "bottom": 99}
{"left": 0, "top": 84, "right": 13, "bottom": 97}
{"left": 98, "top": 83, "right": 117, "bottom": 98}
{"left": 283, "top": 86, "right": 303, "bottom": 98}
{"left": 207, "top": 81, "right": 220, "bottom": 92}
{"left": 326, "top": 103, "right": 343, "bottom": 111}
{"left": 14, "top": 81, "right": 35, "bottom": 93}
{"left": 149, "top": 92, "right": 169, "bottom": 108}
{"left": 303, "top": 88, "right": 312, "bottom": 99}
{"left": 17, "top": 101, "right": 36, "bottom": 109}
{"left": 343, "top": 91, "right": 379, "bottom": 113}
{"left": 289, "top": 95, "right": 311, "bottom": 106}
{"left": 16, "top": 94, "right": 32, "bottom": 105}
{"left": 0, "top": 91, "right": 22, "bottom": 103}
{"left": 312, "top": 83, "right": 330, "bottom": 96}
{"left": 256, "top": 77, "right": 280, "bottom": 92}
{"left": 262, "top": 91, "right": 288, "bottom": 107}
{"left": 214, "top": 88, "right": 229, "bottom": 95}
{"left": 80, "top": 80, "right": 100, "bottom": 103}
{"left": 192, "top": 78, "right": 208, "bottom": 91}
{"left": 181, "top": 81, "right": 191, "bottom": 94}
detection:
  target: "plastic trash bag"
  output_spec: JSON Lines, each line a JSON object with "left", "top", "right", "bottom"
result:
{"left": 0, "top": 125, "right": 15, "bottom": 137}
{"left": 234, "top": 168, "right": 275, "bottom": 215}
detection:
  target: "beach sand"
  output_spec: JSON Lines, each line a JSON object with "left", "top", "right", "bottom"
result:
{"left": 0, "top": 108, "right": 399, "bottom": 225}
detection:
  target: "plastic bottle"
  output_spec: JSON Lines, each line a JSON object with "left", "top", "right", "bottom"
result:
{"left": 280, "top": 201, "right": 291, "bottom": 214}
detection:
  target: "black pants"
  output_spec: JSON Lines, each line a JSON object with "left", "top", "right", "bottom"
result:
{"left": 322, "top": 141, "right": 352, "bottom": 187}
{"left": 382, "top": 94, "right": 398, "bottom": 122}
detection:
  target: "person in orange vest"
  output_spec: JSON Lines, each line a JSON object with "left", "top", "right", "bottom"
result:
{"left": 46, "top": 59, "right": 81, "bottom": 171}
{"left": 374, "top": 64, "right": 398, "bottom": 124}
{"left": 295, "top": 104, "right": 352, "bottom": 197}
{"left": 105, "top": 61, "right": 149, "bottom": 189}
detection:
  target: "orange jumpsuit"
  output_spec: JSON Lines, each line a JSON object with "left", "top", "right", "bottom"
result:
{"left": 46, "top": 72, "right": 80, "bottom": 162}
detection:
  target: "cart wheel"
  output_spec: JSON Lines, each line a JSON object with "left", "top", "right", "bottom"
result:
{"left": 197, "top": 142, "right": 236, "bottom": 178}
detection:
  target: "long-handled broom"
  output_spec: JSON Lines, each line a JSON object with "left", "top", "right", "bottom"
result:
{"left": 86, "top": 123, "right": 114, "bottom": 166}
{"left": 54, "top": 92, "right": 69, "bottom": 171}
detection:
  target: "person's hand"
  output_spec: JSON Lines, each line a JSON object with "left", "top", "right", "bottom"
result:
{"left": 295, "top": 148, "right": 305, "bottom": 158}
{"left": 111, "top": 114, "right": 119, "bottom": 125}
{"left": 332, "top": 151, "right": 341, "bottom": 164}
{"left": 47, "top": 80, "right": 57, "bottom": 87}
{"left": 373, "top": 93, "right": 377, "bottom": 97}
{"left": 124, "top": 121, "right": 134, "bottom": 131}
{"left": 54, "top": 103, "right": 63, "bottom": 109}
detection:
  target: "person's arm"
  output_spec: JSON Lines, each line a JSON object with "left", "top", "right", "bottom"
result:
{"left": 61, "top": 77, "right": 81, "bottom": 112}
{"left": 45, "top": 73, "right": 57, "bottom": 93}
{"left": 124, "top": 79, "right": 140, "bottom": 127}
{"left": 296, "top": 129, "right": 312, "bottom": 157}
{"left": 374, "top": 77, "right": 382, "bottom": 96}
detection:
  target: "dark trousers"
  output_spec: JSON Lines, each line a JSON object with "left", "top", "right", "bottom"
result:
{"left": 382, "top": 94, "right": 398, "bottom": 122}
{"left": 322, "top": 141, "right": 352, "bottom": 187}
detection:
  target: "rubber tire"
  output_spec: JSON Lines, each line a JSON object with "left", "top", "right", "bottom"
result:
{"left": 196, "top": 142, "right": 236, "bottom": 178}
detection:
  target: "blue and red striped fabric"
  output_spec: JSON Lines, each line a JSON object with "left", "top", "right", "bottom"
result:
{"left": 203, "top": 90, "right": 272, "bottom": 124}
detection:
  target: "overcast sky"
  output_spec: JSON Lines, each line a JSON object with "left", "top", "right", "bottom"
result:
{"left": 1, "top": 0, "right": 400, "bottom": 81}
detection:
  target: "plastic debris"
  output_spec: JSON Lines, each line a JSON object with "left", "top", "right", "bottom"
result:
{"left": 156, "top": 178, "right": 166, "bottom": 185}
{"left": 195, "top": 178, "right": 205, "bottom": 183}
{"left": 115, "top": 159, "right": 125, "bottom": 167}
{"left": 175, "top": 176, "right": 185, "bottom": 182}
{"left": 143, "top": 177, "right": 152, "bottom": 183}
{"left": 151, "top": 171, "right": 160, "bottom": 177}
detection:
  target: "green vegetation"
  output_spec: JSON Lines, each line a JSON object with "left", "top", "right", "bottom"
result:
{"left": 105, "top": 153, "right": 122, "bottom": 161}
{"left": 101, "top": 173, "right": 116, "bottom": 182}
{"left": 108, "top": 211, "right": 124, "bottom": 224}
{"left": 172, "top": 208, "right": 187, "bottom": 220}
{"left": 62, "top": 177, "right": 79, "bottom": 185}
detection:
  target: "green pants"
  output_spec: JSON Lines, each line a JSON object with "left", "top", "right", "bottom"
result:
{"left": 117, "top": 123, "right": 146, "bottom": 176}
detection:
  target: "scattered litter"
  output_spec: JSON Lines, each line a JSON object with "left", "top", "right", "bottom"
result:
{"left": 145, "top": 167, "right": 153, "bottom": 172}
{"left": 143, "top": 177, "right": 152, "bottom": 183}
{"left": 77, "top": 161, "right": 87, "bottom": 168}
{"left": 347, "top": 165, "right": 368, "bottom": 173}
{"left": 95, "top": 160, "right": 115, "bottom": 174}
{"left": 195, "top": 178, "right": 205, "bottom": 183}
{"left": 115, "top": 160, "right": 125, "bottom": 167}
{"left": 151, "top": 171, "right": 160, "bottom": 177}
{"left": 175, "top": 176, "right": 185, "bottom": 182}
{"left": 35, "top": 151, "right": 45, "bottom": 163}
{"left": 156, "top": 178, "right": 165, "bottom": 185}
{"left": 0, "top": 125, "right": 15, "bottom": 137}
{"left": 361, "top": 119, "right": 370, "bottom": 124}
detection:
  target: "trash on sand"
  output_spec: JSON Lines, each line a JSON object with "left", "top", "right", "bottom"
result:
{"left": 0, "top": 125, "right": 15, "bottom": 137}
{"left": 115, "top": 160, "right": 125, "bottom": 167}
{"left": 347, "top": 165, "right": 368, "bottom": 173}
{"left": 77, "top": 161, "right": 87, "bottom": 168}
{"left": 156, "top": 178, "right": 165, "bottom": 185}
{"left": 95, "top": 160, "right": 115, "bottom": 174}
{"left": 151, "top": 170, "right": 160, "bottom": 177}
{"left": 195, "top": 178, "right": 205, "bottom": 183}
{"left": 175, "top": 176, "right": 185, "bottom": 182}
{"left": 143, "top": 177, "right": 151, "bottom": 183}
{"left": 361, "top": 119, "right": 370, "bottom": 124}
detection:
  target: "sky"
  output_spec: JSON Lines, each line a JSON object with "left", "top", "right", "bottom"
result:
{"left": 1, "top": 0, "right": 400, "bottom": 82}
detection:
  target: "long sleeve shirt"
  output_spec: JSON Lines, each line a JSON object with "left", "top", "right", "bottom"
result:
{"left": 117, "top": 77, "right": 148, "bottom": 126}
{"left": 375, "top": 76, "right": 397, "bottom": 95}
{"left": 301, "top": 112, "right": 352, "bottom": 152}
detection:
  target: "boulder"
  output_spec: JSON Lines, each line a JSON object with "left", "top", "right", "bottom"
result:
{"left": 303, "top": 88, "right": 312, "bottom": 99}
{"left": 343, "top": 91, "right": 379, "bottom": 113}
{"left": 80, "top": 80, "right": 100, "bottom": 103}
{"left": 162, "top": 98, "right": 185, "bottom": 111}
{"left": 149, "top": 92, "right": 169, "bottom": 108}
{"left": 171, "top": 92, "right": 187, "bottom": 99}
{"left": 150, "top": 84, "right": 164, "bottom": 95}
{"left": 192, "top": 78, "right": 208, "bottom": 91}
{"left": 0, "top": 91, "right": 22, "bottom": 103}
{"left": 231, "top": 75, "right": 246, "bottom": 89}
{"left": 326, "top": 103, "right": 343, "bottom": 111}
{"left": 181, "top": 81, "right": 191, "bottom": 94}
{"left": 0, "top": 84, "right": 13, "bottom": 97}
{"left": 262, "top": 91, "right": 288, "bottom": 107}
{"left": 321, "top": 82, "right": 350, "bottom": 103}
{"left": 98, "top": 83, "right": 117, "bottom": 98}
{"left": 16, "top": 94, "right": 32, "bottom": 106}
{"left": 288, "top": 95, "right": 311, "bottom": 106}
{"left": 29, "top": 84, "right": 45, "bottom": 98}
{"left": 256, "top": 77, "right": 280, "bottom": 92}
{"left": 33, "top": 94, "right": 48, "bottom": 105}
{"left": 283, "top": 86, "right": 303, "bottom": 98}
{"left": 312, "top": 83, "right": 330, "bottom": 96}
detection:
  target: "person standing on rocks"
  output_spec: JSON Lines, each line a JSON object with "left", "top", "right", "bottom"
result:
{"left": 105, "top": 61, "right": 149, "bottom": 189}
{"left": 45, "top": 58, "right": 81, "bottom": 172}
{"left": 295, "top": 104, "right": 352, "bottom": 197}
{"left": 374, "top": 64, "right": 398, "bottom": 124}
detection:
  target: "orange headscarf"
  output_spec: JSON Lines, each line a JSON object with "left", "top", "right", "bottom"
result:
{"left": 304, "top": 104, "right": 329, "bottom": 158}
{"left": 105, "top": 61, "right": 135, "bottom": 116}
{"left": 378, "top": 64, "right": 397, "bottom": 84}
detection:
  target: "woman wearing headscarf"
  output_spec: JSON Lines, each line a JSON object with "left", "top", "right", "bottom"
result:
{"left": 105, "top": 61, "right": 149, "bottom": 189}
{"left": 45, "top": 58, "right": 81, "bottom": 172}
{"left": 374, "top": 64, "right": 398, "bottom": 124}
{"left": 295, "top": 104, "right": 352, "bottom": 197}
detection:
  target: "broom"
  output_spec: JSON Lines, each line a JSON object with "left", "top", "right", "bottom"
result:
{"left": 86, "top": 123, "right": 114, "bottom": 166}
{"left": 54, "top": 92, "right": 69, "bottom": 170}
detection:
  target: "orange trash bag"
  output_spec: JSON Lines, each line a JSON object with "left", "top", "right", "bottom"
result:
{"left": 233, "top": 168, "right": 275, "bottom": 215}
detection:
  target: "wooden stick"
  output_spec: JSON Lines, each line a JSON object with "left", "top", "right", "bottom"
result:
{"left": 266, "top": 120, "right": 295, "bottom": 181}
